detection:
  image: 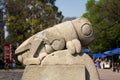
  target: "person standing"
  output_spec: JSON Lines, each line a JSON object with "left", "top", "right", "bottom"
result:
{"left": 12, "top": 59, "right": 16, "bottom": 70}
{"left": 95, "top": 58, "right": 101, "bottom": 68}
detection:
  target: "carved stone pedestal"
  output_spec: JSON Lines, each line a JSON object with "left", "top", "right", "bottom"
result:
{"left": 21, "top": 50, "right": 100, "bottom": 80}
{"left": 22, "top": 65, "right": 85, "bottom": 80}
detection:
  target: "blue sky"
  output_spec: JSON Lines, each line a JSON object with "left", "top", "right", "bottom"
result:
{"left": 55, "top": 0, "right": 88, "bottom": 18}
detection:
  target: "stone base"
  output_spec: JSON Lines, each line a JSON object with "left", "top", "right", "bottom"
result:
{"left": 22, "top": 65, "right": 85, "bottom": 80}
{"left": 21, "top": 50, "right": 100, "bottom": 80}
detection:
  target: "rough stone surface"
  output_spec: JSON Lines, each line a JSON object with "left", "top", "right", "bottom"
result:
{"left": 21, "top": 51, "right": 100, "bottom": 80}
{"left": 22, "top": 65, "right": 85, "bottom": 80}
{"left": 15, "top": 17, "right": 94, "bottom": 65}
{"left": 41, "top": 51, "right": 100, "bottom": 80}
{"left": 15, "top": 17, "right": 100, "bottom": 80}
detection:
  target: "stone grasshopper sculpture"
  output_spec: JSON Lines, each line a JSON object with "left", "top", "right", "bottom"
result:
{"left": 15, "top": 17, "right": 94, "bottom": 65}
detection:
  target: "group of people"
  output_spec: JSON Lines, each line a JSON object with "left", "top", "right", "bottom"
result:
{"left": 113, "top": 62, "right": 120, "bottom": 72}
{"left": 93, "top": 58, "right": 111, "bottom": 69}
{"left": 4, "top": 59, "right": 16, "bottom": 70}
{"left": 93, "top": 57, "right": 120, "bottom": 72}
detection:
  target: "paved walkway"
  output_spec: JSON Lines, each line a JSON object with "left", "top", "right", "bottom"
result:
{"left": 98, "top": 69, "right": 120, "bottom": 80}
{"left": 0, "top": 69, "right": 23, "bottom": 80}
{"left": 0, "top": 69, "right": 120, "bottom": 80}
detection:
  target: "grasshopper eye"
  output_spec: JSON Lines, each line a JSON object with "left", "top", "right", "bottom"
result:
{"left": 81, "top": 23, "right": 93, "bottom": 36}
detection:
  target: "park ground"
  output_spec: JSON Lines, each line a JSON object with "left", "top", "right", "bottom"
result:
{"left": 0, "top": 69, "right": 120, "bottom": 80}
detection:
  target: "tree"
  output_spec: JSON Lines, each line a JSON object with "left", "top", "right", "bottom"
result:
{"left": 5, "top": 0, "right": 63, "bottom": 50}
{"left": 83, "top": 0, "right": 120, "bottom": 53}
{"left": 0, "top": 0, "right": 6, "bottom": 55}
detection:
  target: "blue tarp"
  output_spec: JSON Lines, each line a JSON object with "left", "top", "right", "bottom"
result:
{"left": 81, "top": 49, "right": 91, "bottom": 53}
{"left": 103, "top": 48, "right": 120, "bottom": 56}
{"left": 103, "top": 50, "right": 111, "bottom": 56}
{"left": 111, "top": 48, "right": 120, "bottom": 55}
{"left": 92, "top": 53, "right": 106, "bottom": 58}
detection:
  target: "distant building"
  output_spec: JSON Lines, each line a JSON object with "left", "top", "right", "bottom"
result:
{"left": 62, "top": 17, "right": 77, "bottom": 22}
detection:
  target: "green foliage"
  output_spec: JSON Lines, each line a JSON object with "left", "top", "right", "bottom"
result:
{"left": 83, "top": 0, "right": 120, "bottom": 53}
{"left": 5, "top": 0, "right": 64, "bottom": 50}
